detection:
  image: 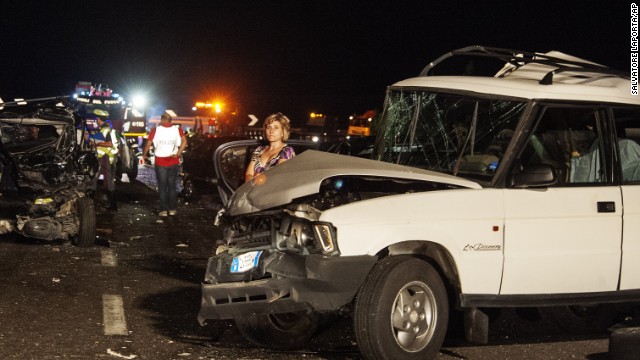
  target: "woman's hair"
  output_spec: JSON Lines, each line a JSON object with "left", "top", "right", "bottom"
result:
{"left": 263, "top": 112, "right": 291, "bottom": 141}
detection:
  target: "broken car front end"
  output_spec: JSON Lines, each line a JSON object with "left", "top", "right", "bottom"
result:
{"left": 199, "top": 150, "right": 478, "bottom": 324}
{"left": 198, "top": 202, "right": 377, "bottom": 322}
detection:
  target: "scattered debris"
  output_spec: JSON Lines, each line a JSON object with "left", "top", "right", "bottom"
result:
{"left": 176, "top": 243, "right": 188, "bottom": 248}
{"left": 106, "top": 348, "right": 137, "bottom": 359}
{"left": 52, "top": 277, "right": 60, "bottom": 283}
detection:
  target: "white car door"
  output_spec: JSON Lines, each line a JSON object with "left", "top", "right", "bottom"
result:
{"left": 500, "top": 106, "right": 623, "bottom": 295}
{"left": 620, "top": 186, "right": 640, "bottom": 290}
{"left": 501, "top": 187, "right": 622, "bottom": 294}
{"left": 613, "top": 109, "right": 640, "bottom": 290}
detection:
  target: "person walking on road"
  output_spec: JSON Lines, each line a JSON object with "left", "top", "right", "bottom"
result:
{"left": 87, "top": 109, "right": 118, "bottom": 210}
{"left": 142, "top": 113, "right": 187, "bottom": 217}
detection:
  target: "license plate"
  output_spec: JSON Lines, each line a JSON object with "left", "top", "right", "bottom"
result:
{"left": 230, "top": 250, "right": 262, "bottom": 273}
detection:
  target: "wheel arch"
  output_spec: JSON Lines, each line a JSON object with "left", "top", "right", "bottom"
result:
{"left": 382, "top": 240, "right": 462, "bottom": 298}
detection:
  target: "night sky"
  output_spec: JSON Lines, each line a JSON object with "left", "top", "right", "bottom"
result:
{"left": 0, "top": 1, "right": 631, "bottom": 126}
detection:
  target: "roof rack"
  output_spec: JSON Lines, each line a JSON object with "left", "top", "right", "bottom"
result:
{"left": 0, "top": 96, "right": 69, "bottom": 109}
{"left": 419, "top": 45, "right": 628, "bottom": 85}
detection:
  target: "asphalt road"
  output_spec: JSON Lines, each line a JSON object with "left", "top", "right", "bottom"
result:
{"left": 0, "top": 165, "right": 632, "bottom": 359}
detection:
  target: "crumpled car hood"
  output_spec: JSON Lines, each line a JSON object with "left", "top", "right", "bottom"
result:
{"left": 227, "top": 150, "right": 481, "bottom": 215}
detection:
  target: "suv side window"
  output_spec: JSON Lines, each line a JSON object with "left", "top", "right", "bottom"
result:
{"left": 518, "top": 106, "right": 610, "bottom": 185}
{"left": 613, "top": 107, "right": 640, "bottom": 183}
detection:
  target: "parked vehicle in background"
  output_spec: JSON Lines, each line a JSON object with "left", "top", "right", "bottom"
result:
{"left": 199, "top": 46, "right": 640, "bottom": 359}
{"left": 0, "top": 97, "right": 99, "bottom": 246}
{"left": 347, "top": 110, "right": 375, "bottom": 137}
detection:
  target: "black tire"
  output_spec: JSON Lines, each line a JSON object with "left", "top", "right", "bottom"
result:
{"left": 127, "top": 155, "right": 139, "bottom": 180}
{"left": 72, "top": 197, "right": 96, "bottom": 247}
{"left": 234, "top": 311, "right": 319, "bottom": 349}
{"left": 609, "top": 327, "right": 640, "bottom": 360}
{"left": 537, "top": 304, "right": 619, "bottom": 334}
{"left": 115, "top": 159, "right": 123, "bottom": 182}
{"left": 354, "top": 256, "right": 448, "bottom": 360}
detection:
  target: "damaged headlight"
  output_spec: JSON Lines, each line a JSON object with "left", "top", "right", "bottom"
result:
{"left": 313, "top": 223, "right": 337, "bottom": 253}
{"left": 282, "top": 218, "right": 339, "bottom": 255}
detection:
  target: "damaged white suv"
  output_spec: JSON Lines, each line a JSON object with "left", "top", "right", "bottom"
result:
{"left": 199, "top": 46, "right": 640, "bottom": 359}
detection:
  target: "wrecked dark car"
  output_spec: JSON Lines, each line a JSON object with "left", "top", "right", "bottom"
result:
{"left": 0, "top": 98, "right": 99, "bottom": 246}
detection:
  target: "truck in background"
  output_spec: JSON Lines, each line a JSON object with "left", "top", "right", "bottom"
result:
{"left": 72, "top": 82, "right": 141, "bottom": 180}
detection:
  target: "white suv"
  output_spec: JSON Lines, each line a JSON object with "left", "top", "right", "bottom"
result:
{"left": 198, "top": 46, "right": 640, "bottom": 359}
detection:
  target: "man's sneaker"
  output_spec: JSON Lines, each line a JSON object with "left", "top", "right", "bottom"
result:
{"left": 168, "top": 210, "right": 177, "bottom": 216}
{"left": 159, "top": 211, "right": 168, "bottom": 217}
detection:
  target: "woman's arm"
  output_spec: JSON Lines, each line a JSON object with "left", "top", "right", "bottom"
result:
{"left": 244, "top": 160, "right": 256, "bottom": 182}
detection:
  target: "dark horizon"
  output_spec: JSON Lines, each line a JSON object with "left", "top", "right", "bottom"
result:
{"left": 1, "top": 1, "right": 631, "bottom": 125}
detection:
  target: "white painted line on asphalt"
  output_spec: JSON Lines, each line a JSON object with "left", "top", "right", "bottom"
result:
{"left": 101, "top": 249, "right": 117, "bottom": 267}
{"left": 103, "top": 294, "right": 129, "bottom": 336}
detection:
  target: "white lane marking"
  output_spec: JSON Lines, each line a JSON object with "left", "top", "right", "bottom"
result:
{"left": 103, "top": 294, "right": 129, "bottom": 336}
{"left": 102, "top": 294, "right": 129, "bottom": 335}
{"left": 101, "top": 249, "right": 117, "bottom": 267}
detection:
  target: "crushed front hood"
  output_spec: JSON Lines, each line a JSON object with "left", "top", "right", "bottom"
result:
{"left": 227, "top": 150, "right": 481, "bottom": 215}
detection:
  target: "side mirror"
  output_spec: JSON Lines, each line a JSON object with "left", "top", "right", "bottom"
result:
{"left": 512, "top": 164, "right": 557, "bottom": 188}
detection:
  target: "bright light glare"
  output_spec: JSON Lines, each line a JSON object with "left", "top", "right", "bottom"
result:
{"left": 132, "top": 95, "right": 147, "bottom": 108}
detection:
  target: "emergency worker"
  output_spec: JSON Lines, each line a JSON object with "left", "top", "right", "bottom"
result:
{"left": 87, "top": 109, "right": 118, "bottom": 210}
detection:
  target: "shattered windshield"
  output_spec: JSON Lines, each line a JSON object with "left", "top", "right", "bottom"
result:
{"left": 373, "top": 90, "right": 526, "bottom": 182}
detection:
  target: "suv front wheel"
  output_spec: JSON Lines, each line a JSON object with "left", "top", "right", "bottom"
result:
{"left": 354, "top": 256, "right": 448, "bottom": 360}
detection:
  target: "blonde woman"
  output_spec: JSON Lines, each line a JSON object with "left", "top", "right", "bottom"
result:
{"left": 245, "top": 113, "right": 296, "bottom": 182}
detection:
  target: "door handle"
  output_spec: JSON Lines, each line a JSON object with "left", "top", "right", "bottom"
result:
{"left": 597, "top": 201, "right": 616, "bottom": 213}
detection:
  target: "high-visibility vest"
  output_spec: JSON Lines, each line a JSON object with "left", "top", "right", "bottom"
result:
{"left": 96, "top": 126, "right": 118, "bottom": 164}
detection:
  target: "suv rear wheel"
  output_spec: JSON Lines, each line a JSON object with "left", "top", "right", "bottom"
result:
{"left": 354, "top": 256, "right": 448, "bottom": 360}
{"left": 537, "top": 304, "right": 619, "bottom": 334}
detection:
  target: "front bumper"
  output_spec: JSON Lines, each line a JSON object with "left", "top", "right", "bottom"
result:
{"left": 198, "top": 252, "right": 377, "bottom": 324}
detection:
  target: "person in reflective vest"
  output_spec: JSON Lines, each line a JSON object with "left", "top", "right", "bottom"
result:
{"left": 87, "top": 111, "right": 118, "bottom": 210}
